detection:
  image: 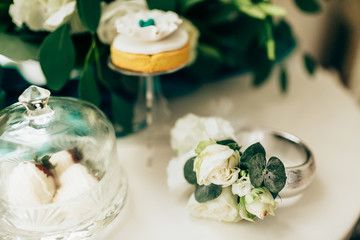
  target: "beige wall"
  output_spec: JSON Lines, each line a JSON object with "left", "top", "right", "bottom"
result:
{"left": 273, "top": 0, "right": 341, "bottom": 61}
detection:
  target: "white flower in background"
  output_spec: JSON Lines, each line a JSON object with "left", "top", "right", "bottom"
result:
{"left": 97, "top": 0, "right": 148, "bottom": 44}
{"left": 187, "top": 187, "right": 241, "bottom": 222}
{"left": 9, "top": 0, "right": 77, "bottom": 32}
{"left": 179, "top": 18, "right": 199, "bottom": 65}
{"left": 167, "top": 150, "right": 196, "bottom": 197}
{"left": 194, "top": 143, "right": 240, "bottom": 187}
{"left": 232, "top": 175, "right": 252, "bottom": 197}
{"left": 239, "top": 187, "right": 278, "bottom": 222}
{"left": 170, "top": 114, "right": 235, "bottom": 155}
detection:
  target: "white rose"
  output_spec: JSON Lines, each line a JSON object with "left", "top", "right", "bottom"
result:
{"left": 194, "top": 143, "right": 240, "bottom": 187}
{"left": 9, "top": 0, "right": 77, "bottom": 32}
{"left": 179, "top": 18, "right": 199, "bottom": 65}
{"left": 170, "top": 113, "right": 235, "bottom": 155}
{"left": 239, "top": 187, "right": 278, "bottom": 222}
{"left": 232, "top": 175, "right": 252, "bottom": 197}
{"left": 187, "top": 187, "right": 241, "bottom": 222}
{"left": 97, "top": 0, "right": 148, "bottom": 44}
{"left": 167, "top": 150, "right": 196, "bottom": 198}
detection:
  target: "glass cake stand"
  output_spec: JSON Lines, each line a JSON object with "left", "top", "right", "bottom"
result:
{"left": 108, "top": 58, "right": 186, "bottom": 164}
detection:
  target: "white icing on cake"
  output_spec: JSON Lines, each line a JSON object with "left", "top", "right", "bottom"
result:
{"left": 112, "top": 28, "right": 189, "bottom": 54}
{"left": 115, "top": 9, "right": 182, "bottom": 41}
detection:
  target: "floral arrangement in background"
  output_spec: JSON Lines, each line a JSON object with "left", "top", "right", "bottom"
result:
{"left": 167, "top": 114, "right": 286, "bottom": 222}
{"left": 0, "top": 0, "right": 322, "bottom": 131}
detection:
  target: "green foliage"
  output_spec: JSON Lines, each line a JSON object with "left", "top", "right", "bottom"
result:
{"left": 243, "top": 143, "right": 287, "bottom": 194}
{"left": 39, "top": 24, "right": 75, "bottom": 91}
{"left": 77, "top": 0, "right": 101, "bottom": 32}
{"left": 304, "top": 53, "right": 317, "bottom": 75}
{"left": 263, "top": 157, "right": 287, "bottom": 193}
{"left": 240, "top": 142, "right": 265, "bottom": 169}
{"left": 0, "top": 29, "right": 41, "bottom": 61}
{"left": 146, "top": 0, "right": 176, "bottom": 11}
{"left": 195, "top": 183, "right": 222, "bottom": 203}
{"left": 249, "top": 153, "right": 266, "bottom": 187}
{"left": 216, "top": 139, "right": 241, "bottom": 151}
{"left": 294, "top": 0, "right": 321, "bottom": 13}
{"left": 79, "top": 65, "right": 100, "bottom": 106}
{"left": 184, "top": 157, "right": 197, "bottom": 184}
{"left": 280, "top": 65, "right": 288, "bottom": 93}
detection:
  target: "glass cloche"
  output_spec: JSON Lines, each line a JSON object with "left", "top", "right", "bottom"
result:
{"left": 0, "top": 86, "right": 127, "bottom": 239}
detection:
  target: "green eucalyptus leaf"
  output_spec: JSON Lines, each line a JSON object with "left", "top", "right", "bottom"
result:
{"left": 79, "top": 65, "right": 100, "bottom": 106}
{"left": 0, "top": 31, "right": 40, "bottom": 61}
{"left": 263, "top": 157, "right": 287, "bottom": 193}
{"left": 77, "top": 0, "right": 101, "bottom": 32}
{"left": 216, "top": 139, "right": 237, "bottom": 145}
{"left": 294, "top": 0, "right": 321, "bottom": 13}
{"left": 248, "top": 153, "right": 266, "bottom": 188}
{"left": 240, "top": 142, "right": 265, "bottom": 169}
{"left": 304, "top": 53, "right": 317, "bottom": 75}
{"left": 146, "top": 0, "right": 176, "bottom": 11}
{"left": 216, "top": 139, "right": 241, "bottom": 151}
{"left": 184, "top": 157, "right": 197, "bottom": 185}
{"left": 195, "top": 184, "right": 222, "bottom": 203}
{"left": 39, "top": 24, "right": 75, "bottom": 91}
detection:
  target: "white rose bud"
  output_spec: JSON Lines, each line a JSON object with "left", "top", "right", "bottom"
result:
{"left": 239, "top": 187, "right": 278, "bottom": 222}
{"left": 187, "top": 187, "right": 241, "bottom": 222}
{"left": 170, "top": 113, "right": 235, "bottom": 155}
{"left": 194, "top": 143, "right": 240, "bottom": 187}
{"left": 232, "top": 175, "right": 252, "bottom": 197}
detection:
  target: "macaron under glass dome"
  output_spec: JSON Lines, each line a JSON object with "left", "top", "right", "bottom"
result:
{"left": 0, "top": 86, "right": 127, "bottom": 239}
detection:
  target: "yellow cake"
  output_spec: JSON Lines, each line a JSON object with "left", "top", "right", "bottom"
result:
{"left": 110, "top": 10, "right": 190, "bottom": 73}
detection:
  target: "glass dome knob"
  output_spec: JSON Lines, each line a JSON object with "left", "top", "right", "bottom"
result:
{"left": 18, "top": 85, "right": 52, "bottom": 117}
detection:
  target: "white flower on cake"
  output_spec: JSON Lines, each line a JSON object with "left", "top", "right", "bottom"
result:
{"left": 194, "top": 142, "right": 240, "bottom": 187}
{"left": 115, "top": 9, "right": 182, "bottom": 41}
{"left": 9, "top": 0, "right": 77, "bottom": 32}
{"left": 6, "top": 162, "right": 56, "bottom": 206}
{"left": 238, "top": 187, "right": 278, "bottom": 222}
{"left": 187, "top": 187, "right": 241, "bottom": 222}
{"left": 97, "top": 0, "right": 147, "bottom": 44}
{"left": 170, "top": 113, "right": 235, "bottom": 155}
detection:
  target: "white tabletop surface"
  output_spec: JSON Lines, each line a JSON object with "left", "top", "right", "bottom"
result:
{"left": 96, "top": 50, "right": 360, "bottom": 240}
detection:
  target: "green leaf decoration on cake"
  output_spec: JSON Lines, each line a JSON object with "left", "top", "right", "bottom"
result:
{"left": 39, "top": 24, "right": 75, "bottom": 91}
{"left": 195, "top": 184, "right": 222, "bottom": 203}
{"left": 184, "top": 157, "right": 197, "bottom": 185}
{"left": 139, "top": 19, "right": 156, "bottom": 28}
